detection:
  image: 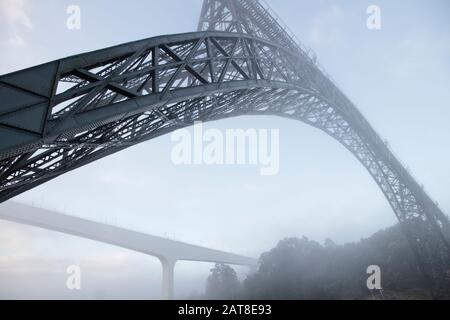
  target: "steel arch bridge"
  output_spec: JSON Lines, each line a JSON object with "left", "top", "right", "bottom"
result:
{"left": 0, "top": 0, "right": 449, "bottom": 297}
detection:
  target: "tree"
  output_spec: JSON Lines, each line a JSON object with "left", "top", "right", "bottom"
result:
{"left": 244, "top": 237, "right": 337, "bottom": 299}
{"left": 206, "top": 264, "right": 240, "bottom": 300}
{"left": 324, "top": 238, "right": 336, "bottom": 247}
{"left": 202, "top": 224, "right": 435, "bottom": 300}
{"left": 241, "top": 225, "right": 433, "bottom": 300}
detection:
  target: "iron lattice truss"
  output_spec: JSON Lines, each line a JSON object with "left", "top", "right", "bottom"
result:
{"left": 0, "top": 0, "right": 449, "bottom": 297}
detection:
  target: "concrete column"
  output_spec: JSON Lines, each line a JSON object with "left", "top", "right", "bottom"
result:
{"left": 160, "top": 257, "right": 176, "bottom": 300}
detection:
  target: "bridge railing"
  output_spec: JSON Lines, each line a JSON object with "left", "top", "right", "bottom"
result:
{"left": 257, "top": 0, "right": 342, "bottom": 94}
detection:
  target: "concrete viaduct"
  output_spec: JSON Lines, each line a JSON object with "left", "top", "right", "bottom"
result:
{"left": 0, "top": 201, "right": 258, "bottom": 299}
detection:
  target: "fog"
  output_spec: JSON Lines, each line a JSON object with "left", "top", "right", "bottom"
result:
{"left": 0, "top": 0, "right": 449, "bottom": 299}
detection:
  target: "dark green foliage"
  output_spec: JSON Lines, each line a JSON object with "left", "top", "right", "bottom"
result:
{"left": 206, "top": 264, "right": 241, "bottom": 300}
{"left": 205, "top": 224, "right": 433, "bottom": 300}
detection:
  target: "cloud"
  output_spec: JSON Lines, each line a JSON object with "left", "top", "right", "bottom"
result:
{"left": 0, "top": 220, "right": 163, "bottom": 299}
{"left": 0, "top": 221, "right": 39, "bottom": 255}
{"left": 309, "top": 5, "right": 345, "bottom": 47}
{"left": 387, "top": 33, "right": 450, "bottom": 80}
{"left": 0, "top": 0, "right": 33, "bottom": 47}
{"left": 0, "top": 218, "right": 221, "bottom": 299}
{"left": 2, "top": 33, "right": 26, "bottom": 47}
{"left": 0, "top": 0, "right": 34, "bottom": 29}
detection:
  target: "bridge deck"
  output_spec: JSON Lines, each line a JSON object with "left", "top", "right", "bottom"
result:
{"left": 0, "top": 201, "right": 257, "bottom": 267}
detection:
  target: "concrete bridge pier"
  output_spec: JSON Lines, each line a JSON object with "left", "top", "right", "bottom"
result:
{"left": 160, "top": 257, "right": 176, "bottom": 300}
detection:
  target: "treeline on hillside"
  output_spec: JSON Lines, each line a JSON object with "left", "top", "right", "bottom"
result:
{"left": 202, "top": 224, "right": 434, "bottom": 300}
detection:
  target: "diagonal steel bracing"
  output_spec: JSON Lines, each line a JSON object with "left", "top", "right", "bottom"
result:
{"left": 0, "top": 0, "right": 449, "bottom": 298}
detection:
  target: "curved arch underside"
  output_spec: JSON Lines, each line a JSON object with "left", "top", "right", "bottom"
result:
{"left": 0, "top": 0, "right": 449, "bottom": 297}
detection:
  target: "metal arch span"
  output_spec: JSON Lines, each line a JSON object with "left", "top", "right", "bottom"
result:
{"left": 0, "top": 30, "right": 345, "bottom": 204}
{"left": 0, "top": 0, "right": 449, "bottom": 297}
{"left": 0, "top": 201, "right": 258, "bottom": 299}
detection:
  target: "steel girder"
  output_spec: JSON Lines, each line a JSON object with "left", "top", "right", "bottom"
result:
{"left": 199, "top": 0, "right": 450, "bottom": 297}
{"left": 0, "top": 0, "right": 449, "bottom": 297}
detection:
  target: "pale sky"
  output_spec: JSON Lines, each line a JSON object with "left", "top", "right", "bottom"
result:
{"left": 0, "top": 0, "right": 449, "bottom": 299}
